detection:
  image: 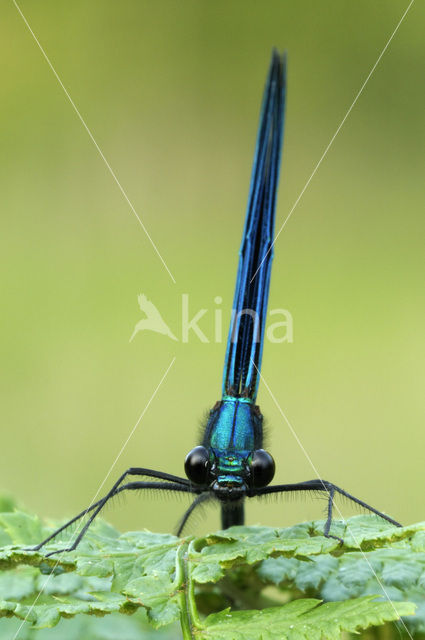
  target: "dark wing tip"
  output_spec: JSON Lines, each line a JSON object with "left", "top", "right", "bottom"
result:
{"left": 268, "top": 50, "right": 286, "bottom": 99}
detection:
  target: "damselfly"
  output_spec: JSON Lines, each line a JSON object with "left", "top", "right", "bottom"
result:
{"left": 33, "top": 50, "right": 401, "bottom": 557}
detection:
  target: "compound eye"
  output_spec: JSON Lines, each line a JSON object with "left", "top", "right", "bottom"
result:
{"left": 250, "top": 449, "right": 275, "bottom": 488}
{"left": 184, "top": 446, "right": 211, "bottom": 485}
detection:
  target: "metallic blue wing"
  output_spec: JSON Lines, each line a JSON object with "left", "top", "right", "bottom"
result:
{"left": 222, "top": 51, "right": 286, "bottom": 401}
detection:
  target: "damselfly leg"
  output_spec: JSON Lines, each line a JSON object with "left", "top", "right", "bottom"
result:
{"left": 30, "top": 468, "right": 192, "bottom": 556}
{"left": 254, "top": 479, "right": 401, "bottom": 541}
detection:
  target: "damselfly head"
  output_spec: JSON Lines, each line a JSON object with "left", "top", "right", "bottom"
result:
{"left": 184, "top": 443, "right": 275, "bottom": 495}
{"left": 212, "top": 477, "right": 245, "bottom": 502}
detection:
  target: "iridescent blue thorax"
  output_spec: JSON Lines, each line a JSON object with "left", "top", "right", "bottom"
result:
{"left": 203, "top": 396, "right": 263, "bottom": 485}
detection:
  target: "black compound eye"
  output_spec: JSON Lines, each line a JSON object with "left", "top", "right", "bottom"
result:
{"left": 250, "top": 449, "right": 275, "bottom": 488}
{"left": 184, "top": 446, "right": 211, "bottom": 485}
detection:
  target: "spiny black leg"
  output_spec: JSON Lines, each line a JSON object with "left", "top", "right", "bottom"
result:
{"left": 31, "top": 467, "right": 188, "bottom": 552}
{"left": 28, "top": 497, "right": 104, "bottom": 551}
{"left": 30, "top": 480, "right": 171, "bottom": 551}
{"left": 44, "top": 481, "right": 193, "bottom": 557}
{"left": 254, "top": 479, "right": 401, "bottom": 538}
{"left": 176, "top": 492, "right": 210, "bottom": 537}
{"left": 327, "top": 482, "right": 401, "bottom": 528}
{"left": 124, "top": 467, "right": 190, "bottom": 487}
{"left": 29, "top": 467, "right": 189, "bottom": 555}
{"left": 324, "top": 485, "right": 334, "bottom": 536}
{"left": 323, "top": 486, "right": 343, "bottom": 544}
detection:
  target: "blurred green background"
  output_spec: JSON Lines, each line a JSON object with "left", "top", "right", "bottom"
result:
{"left": 1, "top": 0, "right": 424, "bottom": 539}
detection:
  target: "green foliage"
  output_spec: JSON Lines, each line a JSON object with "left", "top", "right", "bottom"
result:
{"left": 0, "top": 501, "right": 422, "bottom": 639}
{"left": 200, "top": 597, "right": 410, "bottom": 640}
{"left": 0, "top": 611, "right": 180, "bottom": 640}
